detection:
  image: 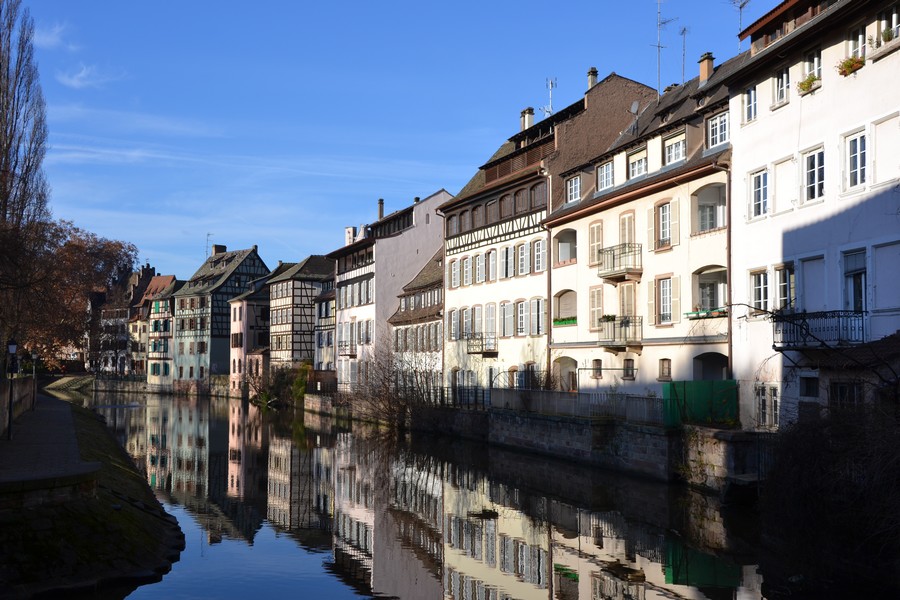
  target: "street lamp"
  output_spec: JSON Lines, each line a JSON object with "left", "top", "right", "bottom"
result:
{"left": 7, "top": 337, "right": 17, "bottom": 440}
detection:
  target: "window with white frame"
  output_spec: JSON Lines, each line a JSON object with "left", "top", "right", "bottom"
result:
{"left": 533, "top": 238, "right": 546, "bottom": 272}
{"left": 597, "top": 161, "right": 614, "bottom": 190}
{"left": 804, "top": 48, "right": 822, "bottom": 78}
{"left": 849, "top": 25, "right": 866, "bottom": 58}
{"left": 751, "top": 170, "right": 768, "bottom": 217}
{"left": 450, "top": 260, "right": 460, "bottom": 288}
{"left": 755, "top": 384, "right": 779, "bottom": 429}
{"left": 461, "top": 307, "right": 472, "bottom": 338}
{"left": 751, "top": 270, "right": 769, "bottom": 312}
{"left": 774, "top": 67, "right": 790, "bottom": 104}
{"left": 657, "top": 277, "right": 672, "bottom": 323}
{"left": 697, "top": 269, "right": 726, "bottom": 311}
{"left": 499, "top": 246, "right": 515, "bottom": 278}
{"left": 664, "top": 134, "right": 686, "bottom": 165}
{"left": 628, "top": 149, "right": 648, "bottom": 178}
{"left": 517, "top": 242, "right": 531, "bottom": 275}
{"left": 846, "top": 131, "right": 867, "bottom": 188}
{"left": 879, "top": 6, "right": 900, "bottom": 41}
{"left": 500, "top": 302, "right": 514, "bottom": 336}
{"left": 485, "top": 303, "right": 496, "bottom": 336}
{"left": 529, "top": 298, "right": 544, "bottom": 334}
{"left": 589, "top": 287, "right": 603, "bottom": 328}
{"left": 656, "top": 202, "right": 671, "bottom": 248}
{"left": 776, "top": 264, "right": 795, "bottom": 310}
{"left": 804, "top": 148, "right": 825, "bottom": 201}
{"left": 707, "top": 111, "right": 729, "bottom": 147}
{"left": 462, "top": 256, "right": 472, "bottom": 286}
{"left": 696, "top": 184, "right": 725, "bottom": 232}
{"left": 488, "top": 249, "right": 497, "bottom": 281}
{"left": 475, "top": 253, "right": 485, "bottom": 283}
{"left": 449, "top": 309, "right": 458, "bottom": 340}
{"left": 516, "top": 301, "right": 529, "bottom": 336}
{"left": 566, "top": 176, "right": 581, "bottom": 203}
{"left": 744, "top": 86, "right": 757, "bottom": 122}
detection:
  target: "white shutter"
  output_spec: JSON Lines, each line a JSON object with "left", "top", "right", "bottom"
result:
{"left": 522, "top": 241, "right": 531, "bottom": 274}
{"left": 670, "top": 199, "right": 680, "bottom": 246}
{"left": 648, "top": 280, "right": 656, "bottom": 325}
{"left": 671, "top": 276, "right": 681, "bottom": 323}
{"left": 647, "top": 207, "right": 656, "bottom": 250}
{"left": 500, "top": 247, "right": 508, "bottom": 279}
{"left": 474, "top": 305, "right": 483, "bottom": 333}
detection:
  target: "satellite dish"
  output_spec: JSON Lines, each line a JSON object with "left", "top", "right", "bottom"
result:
{"left": 630, "top": 100, "right": 640, "bottom": 114}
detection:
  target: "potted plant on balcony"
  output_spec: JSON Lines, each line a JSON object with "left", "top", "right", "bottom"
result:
{"left": 601, "top": 314, "right": 617, "bottom": 322}
{"left": 837, "top": 55, "right": 865, "bottom": 76}
{"left": 797, "top": 72, "right": 821, "bottom": 94}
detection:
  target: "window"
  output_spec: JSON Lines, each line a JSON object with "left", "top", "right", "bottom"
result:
{"left": 555, "top": 229, "right": 577, "bottom": 263}
{"left": 533, "top": 239, "right": 546, "bottom": 272}
{"left": 517, "top": 242, "right": 531, "bottom": 275}
{"left": 755, "top": 385, "right": 779, "bottom": 428}
{"left": 529, "top": 298, "right": 545, "bottom": 335}
{"left": 751, "top": 170, "right": 768, "bottom": 217}
{"left": 500, "top": 195, "right": 512, "bottom": 218}
{"left": 800, "top": 376, "right": 820, "bottom": 398}
{"left": 650, "top": 200, "right": 678, "bottom": 250}
{"left": 566, "top": 176, "right": 581, "bottom": 203}
{"left": 776, "top": 264, "right": 795, "bottom": 310}
{"left": 751, "top": 270, "right": 769, "bottom": 312}
{"left": 804, "top": 48, "right": 822, "bottom": 79}
{"left": 659, "top": 358, "right": 672, "bottom": 380}
{"left": 589, "top": 287, "right": 603, "bottom": 328}
{"left": 591, "top": 359, "right": 603, "bottom": 379}
{"left": 846, "top": 131, "right": 866, "bottom": 188}
{"left": 696, "top": 184, "right": 725, "bottom": 232}
{"left": 472, "top": 205, "right": 483, "bottom": 228}
{"left": 515, "top": 190, "right": 528, "bottom": 213}
{"left": 804, "top": 148, "right": 825, "bottom": 201}
{"left": 588, "top": 221, "right": 603, "bottom": 266}
{"left": 657, "top": 203, "right": 671, "bottom": 248}
{"left": 774, "top": 67, "right": 790, "bottom": 104}
{"left": 450, "top": 260, "right": 460, "bottom": 288}
{"left": 623, "top": 359, "right": 635, "bottom": 379}
{"left": 488, "top": 250, "right": 497, "bottom": 281}
{"left": 744, "top": 86, "right": 757, "bottom": 122}
{"left": 530, "top": 182, "right": 547, "bottom": 209}
{"left": 448, "top": 309, "right": 458, "bottom": 340}
{"left": 515, "top": 301, "right": 529, "bottom": 336}
{"left": 475, "top": 254, "right": 485, "bottom": 283}
{"left": 844, "top": 250, "right": 866, "bottom": 312}
{"left": 697, "top": 269, "right": 725, "bottom": 312}
{"left": 707, "top": 112, "right": 729, "bottom": 147}
{"left": 499, "top": 246, "right": 515, "bottom": 278}
{"left": 879, "top": 6, "right": 900, "bottom": 41}
{"left": 597, "top": 161, "right": 614, "bottom": 190}
{"left": 485, "top": 303, "right": 496, "bottom": 337}
{"left": 462, "top": 257, "right": 472, "bottom": 286}
{"left": 628, "top": 150, "right": 647, "bottom": 178}
{"left": 849, "top": 25, "right": 866, "bottom": 59}
{"left": 500, "top": 302, "right": 514, "bottom": 337}
{"left": 658, "top": 278, "right": 672, "bottom": 323}
{"left": 664, "top": 134, "right": 686, "bottom": 165}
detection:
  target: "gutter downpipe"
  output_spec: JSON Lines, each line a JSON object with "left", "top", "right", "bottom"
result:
{"left": 711, "top": 160, "right": 733, "bottom": 379}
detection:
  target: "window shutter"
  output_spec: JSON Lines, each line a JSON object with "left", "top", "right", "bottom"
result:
{"left": 671, "top": 276, "right": 681, "bottom": 323}
{"left": 474, "top": 305, "right": 483, "bottom": 333}
{"left": 500, "top": 247, "right": 508, "bottom": 278}
{"left": 648, "top": 280, "right": 657, "bottom": 325}
{"left": 670, "top": 199, "right": 680, "bottom": 246}
{"left": 647, "top": 207, "right": 655, "bottom": 249}
{"left": 523, "top": 241, "right": 531, "bottom": 274}
{"left": 530, "top": 299, "right": 539, "bottom": 334}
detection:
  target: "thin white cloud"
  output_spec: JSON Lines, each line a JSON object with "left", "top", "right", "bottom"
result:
{"left": 56, "top": 63, "right": 125, "bottom": 89}
{"left": 49, "top": 104, "right": 224, "bottom": 138}
{"left": 34, "top": 23, "right": 77, "bottom": 51}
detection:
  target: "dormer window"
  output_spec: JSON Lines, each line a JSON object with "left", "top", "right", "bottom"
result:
{"left": 565, "top": 175, "right": 581, "bottom": 203}
{"left": 663, "top": 134, "right": 686, "bottom": 165}
{"left": 628, "top": 149, "right": 648, "bottom": 179}
{"left": 707, "top": 111, "right": 729, "bottom": 148}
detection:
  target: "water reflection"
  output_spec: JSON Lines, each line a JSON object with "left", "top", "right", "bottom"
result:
{"left": 87, "top": 392, "right": 766, "bottom": 599}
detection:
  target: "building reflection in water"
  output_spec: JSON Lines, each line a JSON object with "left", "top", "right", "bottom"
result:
{"left": 92, "top": 393, "right": 766, "bottom": 600}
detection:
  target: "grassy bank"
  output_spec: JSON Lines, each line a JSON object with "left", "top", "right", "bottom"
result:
{"left": 0, "top": 403, "right": 183, "bottom": 598}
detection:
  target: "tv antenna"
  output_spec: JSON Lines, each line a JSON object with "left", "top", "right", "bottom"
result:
{"left": 730, "top": 0, "right": 751, "bottom": 51}
{"left": 206, "top": 233, "right": 214, "bottom": 257}
{"left": 540, "top": 78, "right": 557, "bottom": 118}
{"left": 653, "top": 0, "right": 677, "bottom": 99}
{"left": 680, "top": 26, "right": 689, "bottom": 84}
{"left": 627, "top": 100, "right": 641, "bottom": 135}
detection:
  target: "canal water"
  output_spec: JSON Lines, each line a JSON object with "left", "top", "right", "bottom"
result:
{"left": 87, "top": 392, "right": 773, "bottom": 599}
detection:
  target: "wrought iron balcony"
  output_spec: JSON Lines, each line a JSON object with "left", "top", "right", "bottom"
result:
{"left": 597, "top": 316, "right": 643, "bottom": 347}
{"left": 597, "top": 243, "right": 642, "bottom": 282}
{"left": 772, "top": 310, "right": 865, "bottom": 349}
{"left": 337, "top": 341, "right": 357, "bottom": 357}
{"left": 466, "top": 333, "right": 498, "bottom": 355}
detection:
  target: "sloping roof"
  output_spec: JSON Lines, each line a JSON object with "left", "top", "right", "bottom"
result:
{"left": 175, "top": 246, "right": 262, "bottom": 297}
{"left": 139, "top": 275, "right": 176, "bottom": 304}
{"left": 388, "top": 248, "right": 444, "bottom": 326}
{"left": 267, "top": 255, "right": 333, "bottom": 284}
{"left": 153, "top": 279, "right": 186, "bottom": 300}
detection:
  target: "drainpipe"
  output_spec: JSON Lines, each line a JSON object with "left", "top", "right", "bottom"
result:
{"left": 542, "top": 166, "right": 553, "bottom": 384}
{"left": 711, "top": 160, "right": 733, "bottom": 379}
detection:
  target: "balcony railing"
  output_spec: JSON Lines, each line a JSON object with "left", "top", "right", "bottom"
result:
{"left": 772, "top": 310, "right": 865, "bottom": 349}
{"left": 466, "top": 333, "right": 498, "bottom": 355}
{"left": 597, "top": 243, "right": 642, "bottom": 281}
{"left": 337, "top": 341, "right": 357, "bottom": 357}
{"left": 597, "top": 316, "right": 643, "bottom": 347}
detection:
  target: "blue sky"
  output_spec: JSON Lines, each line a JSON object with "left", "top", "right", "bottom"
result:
{"left": 26, "top": 0, "right": 769, "bottom": 278}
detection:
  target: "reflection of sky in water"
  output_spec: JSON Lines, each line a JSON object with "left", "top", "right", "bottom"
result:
{"left": 93, "top": 393, "right": 765, "bottom": 600}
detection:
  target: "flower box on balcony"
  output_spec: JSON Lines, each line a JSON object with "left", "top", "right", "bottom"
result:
{"left": 553, "top": 317, "right": 577, "bottom": 326}
{"left": 837, "top": 56, "right": 865, "bottom": 76}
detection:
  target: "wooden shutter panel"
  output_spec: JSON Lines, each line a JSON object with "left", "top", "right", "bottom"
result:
{"left": 647, "top": 207, "right": 655, "bottom": 249}
{"left": 648, "top": 280, "right": 656, "bottom": 325}
{"left": 671, "top": 276, "right": 681, "bottom": 323}
{"left": 670, "top": 199, "right": 680, "bottom": 246}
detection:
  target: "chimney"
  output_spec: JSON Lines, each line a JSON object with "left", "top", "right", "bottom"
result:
{"left": 414, "top": 196, "right": 420, "bottom": 203}
{"left": 211, "top": 244, "right": 227, "bottom": 255}
{"left": 378, "top": 198, "right": 384, "bottom": 220}
{"left": 520, "top": 107, "right": 534, "bottom": 131}
{"left": 699, "top": 52, "right": 714, "bottom": 84}
{"left": 587, "top": 67, "right": 598, "bottom": 89}
{"left": 344, "top": 226, "right": 357, "bottom": 246}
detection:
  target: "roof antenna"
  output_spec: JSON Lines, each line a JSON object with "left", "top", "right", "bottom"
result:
{"left": 540, "top": 78, "right": 557, "bottom": 118}
{"left": 730, "top": 0, "right": 751, "bottom": 51}
{"left": 206, "top": 233, "right": 214, "bottom": 257}
{"left": 680, "top": 26, "right": 689, "bottom": 84}
{"left": 653, "top": 0, "right": 677, "bottom": 99}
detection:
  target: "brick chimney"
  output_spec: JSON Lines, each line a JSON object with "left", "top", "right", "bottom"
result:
{"left": 520, "top": 107, "right": 534, "bottom": 131}
{"left": 211, "top": 244, "right": 227, "bottom": 255}
{"left": 378, "top": 198, "right": 384, "bottom": 219}
{"left": 699, "top": 52, "right": 715, "bottom": 85}
{"left": 587, "top": 67, "right": 598, "bottom": 89}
